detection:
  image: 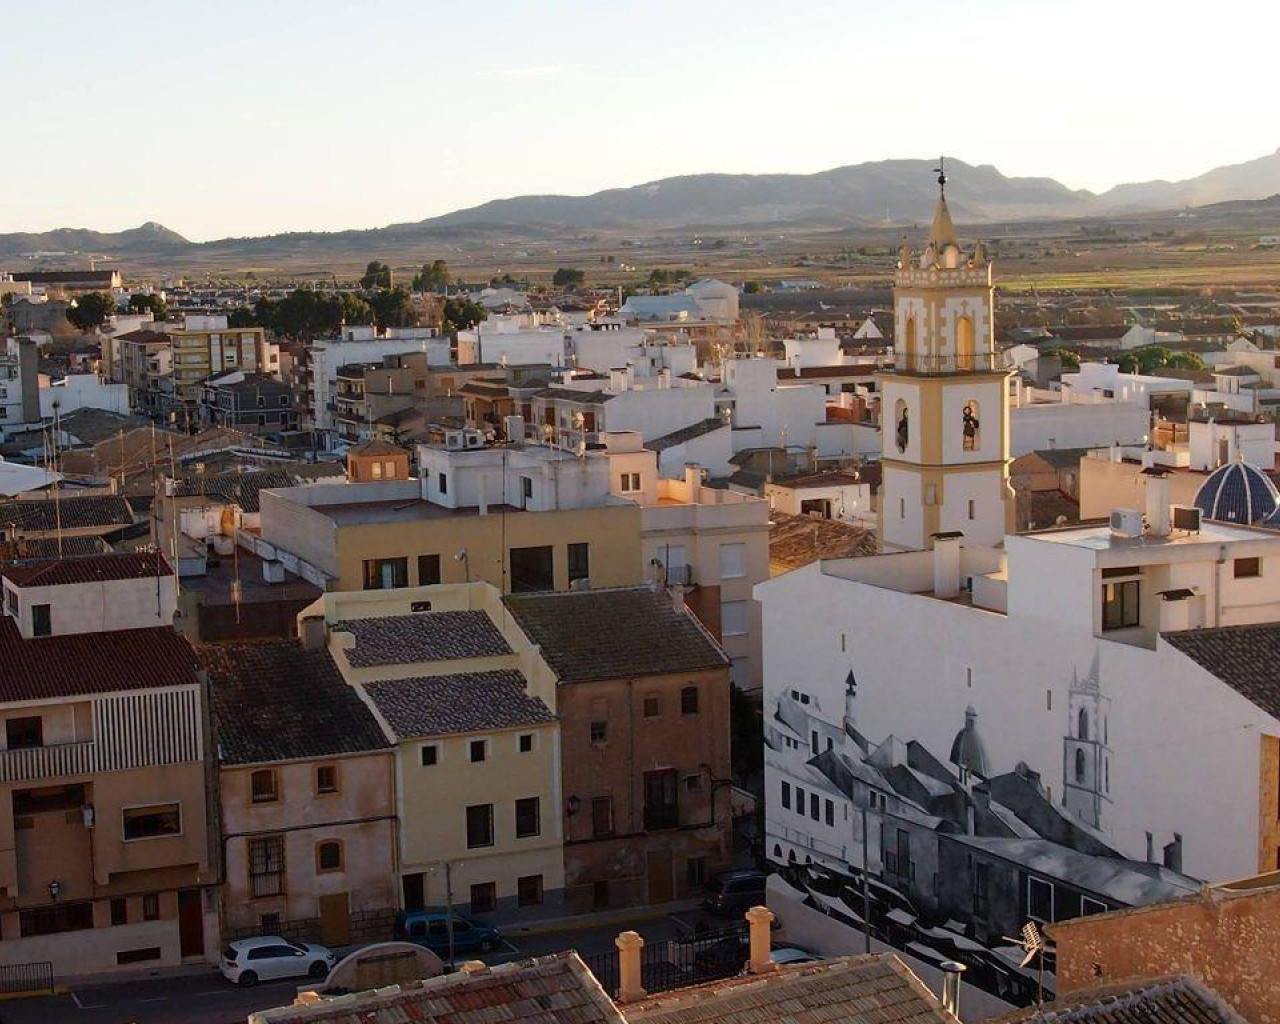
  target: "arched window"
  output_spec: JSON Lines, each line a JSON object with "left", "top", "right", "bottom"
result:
{"left": 773, "top": 844, "right": 782, "bottom": 860}
{"left": 956, "top": 315, "right": 975, "bottom": 369}
{"left": 787, "top": 849, "right": 797, "bottom": 864}
{"left": 316, "top": 840, "right": 343, "bottom": 873}
{"left": 1074, "top": 748, "right": 1087, "bottom": 784}
{"left": 904, "top": 316, "right": 917, "bottom": 360}
{"left": 1078, "top": 707, "right": 1089, "bottom": 742}
{"left": 895, "top": 399, "right": 909, "bottom": 453}
{"left": 961, "top": 401, "right": 980, "bottom": 452}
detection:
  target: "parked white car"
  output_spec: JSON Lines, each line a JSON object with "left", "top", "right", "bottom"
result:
{"left": 220, "top": 936, "right": 337, "bottom": 986}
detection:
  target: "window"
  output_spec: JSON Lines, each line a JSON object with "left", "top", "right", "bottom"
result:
{"left": 644, "top": 769, "right": 679, "bottom": 831}
{"left": 316, "top": 841, "right": 343, "bottom": 873}
{"left": 142, "top": 893, "right": 160, "bottom": 921}
{"left": 6, "top": 716, "right": 43, "bottom": 750}
{"left": 1075, "top": 748, "right": 1086, "bottom": 783}
{"left": 809, "top": 792, "right": 819, "bottom": 821}
{"left": 1235, "top": 557, "right": 1261, "bottom": 578}
{"left": 1028, "top": 877, "right": 1055, "bottom": 922}
{"left": 251, "top": 770, "right": 279, "bottom": 804}
{"left": 592, "top": 796, "right": 614, "bottom": 837}
{"left": 371, "top": 461, "right": 383, "bottom": 480}
{"left": 466, "top": 804, "right": 494, "bottom": 848}
{"left": 110, "top": 897, "right": 128, "bottom": 926}
{"left": 643, "top": 695, "right": 662, "bottom": 718}
{"left": 438, "top": 472, "right": 448, "bottom": 495}
{"left": 620, "top": 472, "right": 641, "bottom": 492}
{"left": 363, "top": 557, "right": 408, "bottom": 590}
{"left": 721, "top": 600, "right": 749, "bottom": 636}
{"left": 687, "top": 856, "right": 707, "bottom": 890}
{"left": 515, "top": 797, "right": 541, "bottom": 838}
{"left": 968, "top": 499, "right": 976, "bottom": 521}
{"left": 795, "top": 786, "right": 805, "bottom": 815}
{"left": 521, "top": 476, "right": 534, "bottom": 504}
{"left": 519, "top": 733, "right": 534, "bottom": 753}
{"left": 316, "top": 765, "right": 338, "bottom": 795}
{"left": 567, "top": 542, "right": 590, "bottom": 583}
{"left": 1101, "top": 578, "right": 1140, "bottom": 630}
{"left": 781, "top": 780, "right": 791, "bottom": 810}
{"left": 20, "top": 901, "right": 93, "bottom": 937}
{"left": 590, "top": 720, "right": 607, "bottom": 744}
{"left": 123, "top": 803, "right": 181, "bottom": 841}
{"left": 31, "top": 604, "right": 51, "bottom": 637}
{"left": 681, "top": 686, "right": 699, "bottom": 715}
{"left": 825, "top": 799, "right": 834, "bottom": 826}
{"left": 1081, "top": 896, "right": 1108, "bottom": 916}
{"left": 383, "top": 460, "right": 396, "bottom": 478}
{"left": 249, "top": 836, "right": 286, "bottom": 897}
{"left": 469, "top": 739, "right": 487, "bottom": 763}
{"left": 518, "top": 874, "right": 544, "bottom": 907}
{"left": 509, "top": 545, "right": 554, "bottom": 593}
{"left": 417, "top": 554, "right": 441, "bottom": 585}
{"left": 470, "top": 882, "right": 497, "bottom": 914}
{"left": 421, "top": 744, "right": 439, "bottom": 767}
{"left": 719, "top": 543, "right": 746, "bottom": 579}
{"left": 972, "top": 861, "right": 990, "bottom": 916}
{"left": 1078, "top": 707, "right": 1089, "bottom": 741}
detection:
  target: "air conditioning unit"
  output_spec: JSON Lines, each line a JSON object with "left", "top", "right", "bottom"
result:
{"left": 463, "top": 430, "right": 484, "bottom": 449}
{"left": 1172, "top": 505, "right": 1202, "bottom": 533}
{"left": 444, "top": 430, "right": 464, "bottom": 450}
{"left": 1109, "top": 508, "right": 1144, "bottom": 538}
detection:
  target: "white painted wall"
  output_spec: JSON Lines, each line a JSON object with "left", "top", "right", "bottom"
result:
{"left": 5, "top": 574, "right": 178, "bottom": 637}
{"left": 1010, "top": 401, "right": 1149, "bottom": 455}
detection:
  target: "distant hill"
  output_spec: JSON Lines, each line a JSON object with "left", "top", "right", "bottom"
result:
{"left": 1098, "top": 149, "right": 1280, "bottom": 210}
{"left": 3, "top": 150, "right": 1279, "bottom": 266}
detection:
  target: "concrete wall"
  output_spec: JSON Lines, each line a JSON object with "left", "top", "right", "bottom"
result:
{"left": 9, "top": 574, "right": 177, "bottom": 637}
{"left": 1009, "top": 401, "right": 1149, "bottom": 457}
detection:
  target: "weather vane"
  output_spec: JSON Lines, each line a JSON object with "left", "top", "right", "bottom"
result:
{"left": 934, "top": 155, "right": 947, "bottom": 197}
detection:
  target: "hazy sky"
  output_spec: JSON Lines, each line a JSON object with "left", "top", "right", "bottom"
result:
{"left": 2, "top": 0, "right": 1272, "bottom": 241}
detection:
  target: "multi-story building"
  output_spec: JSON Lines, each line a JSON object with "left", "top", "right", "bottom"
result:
{"left": 114, "top": 328, "right": 172, "bottom": 415}
{"left": 331, "top": 361, "right": 415, "bottom": 443}
{"left": 602, "top": 432, "right": 770, "bottom": 691}
{"left": 167, "top": 315, "right": 277, "bottom": 409}
{"left": 203, "top": 639, "right": 397, "bottom": 946}
{"left": 0, "top": 553, "right": 216, "bottom": 974}
{"left": 253, "top": 430, "right": 644, "bottom": 593}
{"left": 304, "top": 583, "right": 565, "bottom": 922}
{"left": 197, "top": 371, "right": 297, "bottom": 435}
{"left": 503, "top": 586, "right": 733, "bottom": 912}
{"left": 0, "top": 336, "right": 40, "bottom": 431}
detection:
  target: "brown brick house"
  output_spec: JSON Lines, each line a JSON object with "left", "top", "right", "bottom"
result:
{"left": 503, "top": 586, "right": 733, "bottom": 913}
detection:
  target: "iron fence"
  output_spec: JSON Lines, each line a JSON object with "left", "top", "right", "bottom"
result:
{"left": 581, "top": 922, "right": 749, "bottom": 998}
{"left": 0, "top": 960, "right": 53, "bottom": 995}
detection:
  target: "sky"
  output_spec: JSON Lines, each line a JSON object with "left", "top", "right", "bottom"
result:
{"left": 2, "top": 0, "right": 1274, "bottom": 241}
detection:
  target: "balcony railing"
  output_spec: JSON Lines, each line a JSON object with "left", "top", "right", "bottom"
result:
{"left": 891, "top": 352, "right": 1001, "bottom": 375}
{"left": 0, "top": 742, "right": 95, "bottom": 784}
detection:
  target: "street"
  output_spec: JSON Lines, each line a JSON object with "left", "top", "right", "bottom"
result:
{"left": 0, "top": 910, "right": 710, "bottom": 1024}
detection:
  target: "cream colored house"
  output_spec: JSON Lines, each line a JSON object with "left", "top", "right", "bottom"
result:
{"left": 302, "top": 584, "right": 565, "bottom": 922}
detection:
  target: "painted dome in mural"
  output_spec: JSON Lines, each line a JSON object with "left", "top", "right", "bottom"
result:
{"left": 1192, "top": 460, "right": 1280, "bottom": 524}
{"left": 949, "top": 705, "right": 990, "bottom": 779}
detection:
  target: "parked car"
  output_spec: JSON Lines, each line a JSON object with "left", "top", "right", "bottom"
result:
{"left": 703, "top": 869, "right": 769, "bottom": 915}
{"left": 220, "top": 936, "right": 336, "bottom": 986}
{"left": 396, "top": 910, "right": 501, "bottom": 955}
{"left": 770, "top": 947, "right": 821, "bottom": 965}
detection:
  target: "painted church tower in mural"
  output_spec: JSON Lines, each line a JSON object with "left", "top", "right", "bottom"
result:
{"left": 877, "top": 164, "right": 1014, "bottom": 550}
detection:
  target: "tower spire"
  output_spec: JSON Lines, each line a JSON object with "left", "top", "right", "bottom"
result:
{"left": 928, "top": 156, "right": 958, "bottom": 252}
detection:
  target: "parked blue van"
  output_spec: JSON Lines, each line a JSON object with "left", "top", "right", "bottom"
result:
{"left": 396, "top": 910, "right": 501, "bottom": 955}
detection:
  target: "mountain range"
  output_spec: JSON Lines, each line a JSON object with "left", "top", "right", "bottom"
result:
{"left": 2, "top": 150, "right": 1279, "bottom": 263}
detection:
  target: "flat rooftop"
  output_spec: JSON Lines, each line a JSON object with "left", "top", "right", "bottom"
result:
{"left": 312, "top": 499, "right": 522, "bottom": 526}
{"left": 1026, "top": 519, "right": 1275, "bottom": 551}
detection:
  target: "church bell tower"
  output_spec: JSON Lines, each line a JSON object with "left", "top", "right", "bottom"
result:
{"left": 876, "top": 162, "right": 1014, "bottom": 551}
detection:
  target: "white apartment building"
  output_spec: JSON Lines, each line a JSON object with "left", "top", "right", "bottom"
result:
{"left": 2, "top": 552, "right": 177, "bottom": 638}
{"left": 455, "top": 321, "right": 567, "bottom": 369}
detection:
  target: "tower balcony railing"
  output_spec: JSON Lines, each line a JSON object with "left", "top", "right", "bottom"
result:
{"left": 890, "top": 351, "right": 1002, "bottom": 375}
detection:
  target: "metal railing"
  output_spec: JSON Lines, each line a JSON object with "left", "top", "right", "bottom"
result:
{"left": 581, "top": 922, "right": 748, "bottom": 997}
{"left": 893, "top": 352, "right": 1000, "bottom": 374}
{"left": 0, "top": 961, "right": 54, "bottom": 995}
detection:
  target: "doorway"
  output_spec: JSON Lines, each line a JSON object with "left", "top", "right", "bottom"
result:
{"left": 319, "top": 892, "right": 351, "bottom": 946}
{"left": 177, "top": 889, "right": 204, "bottom": 958}
{"left": 646, "top": 850, "right": 674, "bottom": 904}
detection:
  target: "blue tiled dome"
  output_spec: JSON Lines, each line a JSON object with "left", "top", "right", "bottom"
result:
{"left": 1193, "top": 461, "right": 1280, "bottom": 524}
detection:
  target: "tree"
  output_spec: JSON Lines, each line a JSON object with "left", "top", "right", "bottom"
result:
{"left": 227, "top": 307, "right": 257, "bottom": 328}
{"left": 258, "top": 288, "right": 374, "bottom": 340}
{"left": 1040, "top": 347, "right": 1080, "bottom": 371}
{"left": 441, "top": 297, "right": 488, "bottom": 334}
{"left": 66, "top": 292, "right": 116, "bottom": 332}
{"left": 127, "top": 292, "right": 168, "bottom": 320}
{"left": 742, "top": 280, "right": 763, "bottom": 294}
{"left": 552, "top": 267, "right": 585, "bottom": 289}
{"left": 368, "top": 287, "right": 417, "bottom": 329}
{"left": 360, "top": 260, "right": 392, "bottom": 290}
{"left": 1165, "top": 351, "right": 1205, "bottom": 371}
{"left": 1117, "top": 345, "right": 1177, "bottom": 375}
{"left": 412, "top": 260, "right": 450, "bottom": 293}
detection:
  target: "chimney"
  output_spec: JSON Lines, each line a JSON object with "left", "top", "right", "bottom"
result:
{"left": 745, "top": 906, "right": 777, "bottom": 975}
{"left": 1142, "top": 466, "right": 1172, "bottom": 537}
{"left": 614, "top": 931, "right": 646, "bottom": 1003}
{"left": 299, "top": 614, "right": 327, "bottom": 652}
{"left": 931, "top": 532, "right": 963, "bottom": 600}
{"left": 684, "top": 462, "right": 701, "bottom": 496}
{"left": 939, "top": 961, "right": 966, "bottom": 1017}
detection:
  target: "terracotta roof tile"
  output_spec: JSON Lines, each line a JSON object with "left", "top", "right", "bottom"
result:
{"left": 991, "top": 975, "right": 1242, "bottom": 1023}
{"left": 1164, "top": 624, "right": 1280, "bottom": 719}
{"left": 0, "top": 495, "right": 137, "bottom": 532}
{"left": 334, "top": 611, "right": 513, "bottom": 666}
{"left": 363, "top": 669, "right": 554, "bottom": 739}
{"left": 1, "top": 552, "right": 171, "bottom": 588}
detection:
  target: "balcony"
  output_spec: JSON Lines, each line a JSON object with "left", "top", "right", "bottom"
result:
{"left": 0, "top": 742, "right": 95, "bottom": 785}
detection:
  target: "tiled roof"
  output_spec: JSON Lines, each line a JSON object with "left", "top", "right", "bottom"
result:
{"left": 0, "top": 617, "right": 199, "bottom": 702}
{"left": 0, "top": 536, "right": 110, "bottom": 563}
{"left": 769, "top": 511, "right": 876, "bottom": 571}
{"left": 535, "top": 387, "right": 614, "bottom": 403}
{"left": 992, "top": 976, "right": 1242, "bottom": 1023}
{"left": 1164, "top": 623, "right": 1280, "bottom": 719}
{"left": 170, "top": 465, "right": 343, "bottom": 513}
{"left": 250, "top": 952, "right": 623, "bottom": 1024}
{"left": 347, "top": 439, "right": 405, "bottom": 458}
{"left": 644, "top": 418, "right": 727, "bottom": 452}
{"left": 0, "top": 494, "right": 136, "bottom": 532}
{"left": 1, "top": 552, "right": 172, "bottom": 588}
{"left": 627, "top": 954, "right": 956, "bottom": 1024}
{"left": 363, "top": 669, "right": 554, "bottom": 739}
{"left": 334, "top": 611, "right": 513, "bottom": 667}
{"left": 503, "top": 586, "right": 728, "bottom": 684}
{"left": 203, "top": 641, "right": 391, "bottom": 765}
